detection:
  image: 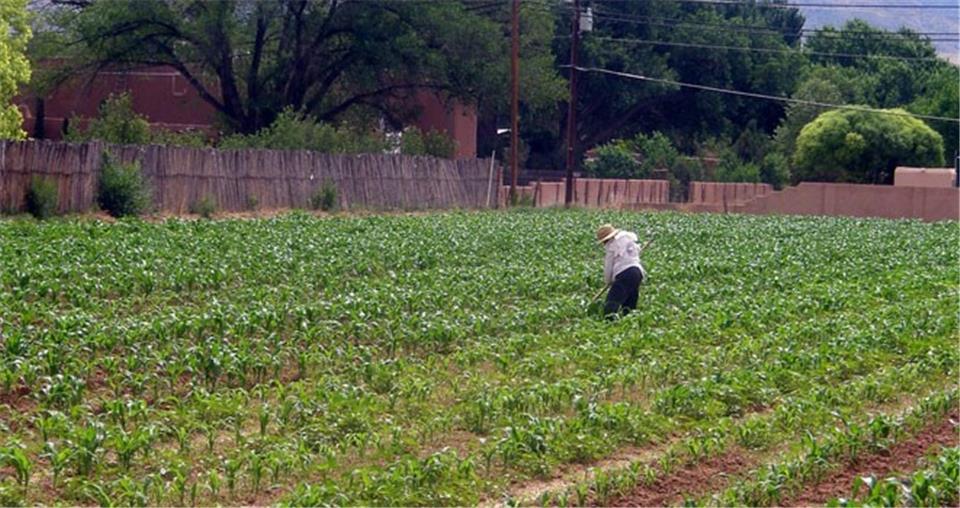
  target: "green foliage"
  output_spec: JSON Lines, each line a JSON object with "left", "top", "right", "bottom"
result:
{"left": 97, "top": 154, "right": 150, "bottom": 217}
{"left": 773, "top": 74, "right": 845, "bottom": 161}
{"left": 400, "top": 128, "right": 457, "bottom": 159}
{"left": 0, "top": 210, "right": 956, "bottom": 505}
{"left": 66, "top": 93, "right": 152, "bottom": 145}
{"left": 310, "top": 180, "right": 338, "bottom": 212}
{"left": 585, "top": 141, "right": 639, "bottom": 178}
{"left": 189, "top": 196, "right": 216, "bottom": 219}
{"left": 910, "top": 66, "right": 960, "bottom": 159}
{"left": 0, "top": 0, "right": 31, "bottom": 140}
{"left": 64, "top": 93, "right": 211, "bottom": 147}
{"left": 219, "top": 109, "right": 386, "bottom": 154}
{"left": 25, "top": 176, "right": 58, "bottom": 219}
{"left": 40, "top": 1, "right": 561, "bottom": 135}
{"left": 794, "top": 108, "right": 945, "bottom": 184}
{"left": 715, "top": 161, "right": 761, "bottom": 183}
{"left": 805, "top": 20, "right": 943, "bottom": 108}
{"left": 629, "top": 132, "right": 679, "bottom": 176}
{"left": 826, "top": 447, "right": 960, "bottom": 507}
{"left": 561, "top": 2, "right": 804, "bottom": 156}
{"left": 760, "top": 152, "right": 790, "bottom": 190}
{"left": 150, "top": 129, "right": 209, "bottom": 148}
{"left": 245, "top": 195, "right": 259, "bottom": 212}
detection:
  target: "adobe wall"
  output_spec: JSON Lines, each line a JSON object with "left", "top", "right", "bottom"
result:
{"left": 893, "top": 167, "right": 956, "bottom": 188}
{"left": 508, "top": 178, "right": 958, "bottom": 222}
{"left": 735, "top": 182, "right": 959, "bottom": 222}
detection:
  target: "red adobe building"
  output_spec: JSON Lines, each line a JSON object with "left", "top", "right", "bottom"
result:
{"left": 17, "top": 66, "right": 478, "bottom": 159}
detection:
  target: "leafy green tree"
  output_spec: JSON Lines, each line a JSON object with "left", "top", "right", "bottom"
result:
{"left": 772, "top": 73, "right": 846, "bottom": 158}
{"left": 477, "top": 1, "right": 567, "bottom": 168}
{"left": 804, "top": 20, "right": 951, "bottom": 112}
{"left": 555, "top": 0, "right": 804, "bottom": 159}
{"left": 39, "top": 0, "right": 562, "bottom": 135}
{"left": 794, "top": 108, "right": 945, "bottom": 184}
{"left": 0, "top": 0, "right": 31, "bottom": 139}
{"left": 910, "top": 66, "right": 959, "bottom": 159}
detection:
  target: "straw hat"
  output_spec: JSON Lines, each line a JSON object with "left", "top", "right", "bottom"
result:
{"left": 596, "top": 224, "right": 618, "bottom": 244}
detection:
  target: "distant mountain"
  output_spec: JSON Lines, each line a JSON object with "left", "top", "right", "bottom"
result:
{"left": 798, "top": 0, "right": 959, "bottom": 63}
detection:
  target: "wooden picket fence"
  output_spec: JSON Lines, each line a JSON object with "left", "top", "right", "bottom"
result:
{"left": 0, "top": 140, "right": 499, "bottom": 214}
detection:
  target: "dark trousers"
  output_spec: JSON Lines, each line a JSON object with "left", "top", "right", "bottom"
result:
{"left": 604, "top": 267, "right": 643, "bottom": 317}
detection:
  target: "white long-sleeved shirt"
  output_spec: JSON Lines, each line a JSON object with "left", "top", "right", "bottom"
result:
{"left": 603, "top": 231, "right": 646, "bottom": 284}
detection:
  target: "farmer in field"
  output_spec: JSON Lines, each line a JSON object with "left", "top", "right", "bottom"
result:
{"left": 597, "top": 224, "right": 647, "bottom": 317}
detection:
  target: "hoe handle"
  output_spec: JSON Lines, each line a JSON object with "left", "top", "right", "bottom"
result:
{"left": 591, "top": 284, "right": 610, "bottom": 302}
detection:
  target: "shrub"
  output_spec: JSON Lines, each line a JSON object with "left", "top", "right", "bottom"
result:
{"left": 585, "top": 142, "right": 638, "bottom": 178}
{"left": 66, "top": 93, "right": 152, "bottom": 145}
{"left": 189, "top": 196, "right": 216, "bottom": 219}
{"left": 245, "top": 194, "right": 259, "bottom": 211}
{"left": 97, "top": 155, "right": 150, "bottom": 217}
{"left": 794, "top": 108, "right": 944, "bottom": 184}
{"left": 760, "top": 152, "right": 790, "bottom": 189}
{"left": 630, "top": 132, "right": 679, "bottom": 176}
{"left": 311, "top": 180, "right": 338, "bottom": 211}
{"left": 401, "top": 128, "right": 457, "bottom": 158}
{"left": 715, "top": 160, "right": 761, "bottom": 183}
{"left": 26, "top": 176, "right": 58, "bottom": 219}
{"left": 219, "top": 108, "right": 386, "bottom": 154}
{"left": 151, "top": 129, "right": 210, "bottom": 147}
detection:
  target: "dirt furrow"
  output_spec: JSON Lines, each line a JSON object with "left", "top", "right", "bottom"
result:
{"left": 604, "top": 447, "right": 756, "bottom": 507}
{"left": 783, "top": 412, "right": 959, "bottom": 506}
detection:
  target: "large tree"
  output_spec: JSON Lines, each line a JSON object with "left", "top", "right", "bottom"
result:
{"left": 805, "top": 20, "right": 949, "bottom": 108}
{"left": 35, "top": 0, "right": 562, "bottom": 134}
{"left": 779, "top": 20, "right": 958, "bottom": 165}
{"left": 910, "top": 65, "right": 960, "bottom": 160}
{"left": 540, "top": 0, "right": 805, "bottom": 166}
{"left": 0, "top": 0, "right": 31, "bottom": 139}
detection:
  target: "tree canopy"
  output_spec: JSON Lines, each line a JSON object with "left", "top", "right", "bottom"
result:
{"left": 36, "top": 0, "right": 564, "bottom": 135}
{"left": 546, "top": 0, "right": 805, "bottom": 163}
{"left": 0, "top": 0, "right": 31, "bottom": 139}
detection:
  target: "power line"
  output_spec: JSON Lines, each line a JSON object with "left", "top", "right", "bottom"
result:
{"left": 587, "top": 9, "right": 960, "bottom": 41}
{"left": 564, "top": 65, "right": 960, "bottom": 124}
{"left": 584, "top": 35, "right": 948, "bottom": 62}
{"left": 594, "top": 0, "right": 957, "bottom": 9}
{"left": 533, "top": 2, "right": 959, "bottom": 42}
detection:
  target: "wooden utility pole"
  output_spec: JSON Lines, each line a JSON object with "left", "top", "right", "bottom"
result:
{"left": 564, "top": 0, "right": 580, "bottom": 206}
{"left": 509, "top": 0, "right": 520, "bottom": 203}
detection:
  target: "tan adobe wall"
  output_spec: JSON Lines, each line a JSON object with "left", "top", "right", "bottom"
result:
{"left": 893, "top": 167, "right": 956, "bottom": 188}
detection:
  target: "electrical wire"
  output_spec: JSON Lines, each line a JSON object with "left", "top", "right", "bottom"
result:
{"left": 587, "top": 9, "right": 960, "bottom": 41}
{"left": 593, "top": 0, "right": 957, "bottom": 9}
{"left": 563, "top": 65, "right": 960, "bottom": 123}
{"left": 582, "top": 35, "right": 948, "bottom": 62}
